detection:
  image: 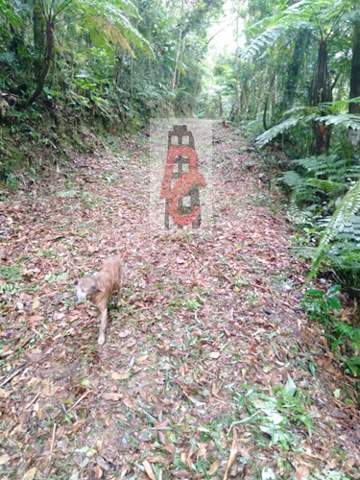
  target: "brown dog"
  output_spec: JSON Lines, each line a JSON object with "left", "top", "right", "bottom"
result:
{"left": 75, "top": 256, "right": 123, "bottom": 345}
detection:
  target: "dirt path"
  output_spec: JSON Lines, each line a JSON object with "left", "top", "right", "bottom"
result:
{"left": 1, "top": 125, "right": 359, "bottom": 480}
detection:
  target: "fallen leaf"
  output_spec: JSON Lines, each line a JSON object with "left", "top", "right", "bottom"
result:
{"left": 261, "top": 467, "right": 276, "bottom": 480}
{"left": 209, "top": 351, "right": 220, "bottom": 359}
{"left": 0, "top": 388, "right": 10, "bottom": 399}
{"left": 125, "top": 338, "right": 137, "bottom": 348}
{"left": 296, "top": 465, "right": 310, "bottom": 480}
{"left": 69, "top": 470, "right": 79, "bottom": 480}
{"left": 0, "top": 453, "right": 10, "bottom": 465}
{"left": 143, "top": 460, "right": 156, "bottom": 480}
{"left": 56, "top": 190, "right": 78, "bottom": 198}
{"left": 146, "top": 455, "right": 169, "bottom": 464}
{"left": 23, "top": 468, "right": 37, "bottom": 480}
{"left": 32, "top": 297, "right": 41, "bottom": 310}
{"left": 197, "top": 443, "right": 207, "bottom": 458}
{"left": 186, "top": 448, "right": 195, "bottom": 469}
{"left": 28, "top": 314, "right": 44, "bottom": 326}
{"left": 111, "top": 370, "right": 130, "bottom": 381}
{"left": 96, "top": 456, "right": 110, "bottom": 471}
{"left": 211, "top": 383, "right": 221, "bottom": 397}
{"left": 95, "top": 465, "right": 103, "bottom": 479}
{"left": 208, "top": 460, "right": 220, "bottom": 475}
{"left": 173, "top": 470, "right": 189, "bottom": 478}
{"left": 223, "top": 427, "right": 238, "bottom": 480}
{"left": 137, "top": 354, "right": 148, "bottom": 363}
{"left": 154, "top": 419, "right": 169, "bottom": 430}
{"left": 119, "top": 329, "right": 132, "bottom": 338}
{"left": 103, "top": 392, "right": 122, "bottom": 401}
{"left": 123, "top": 396, "right": 134, "bottom": 409}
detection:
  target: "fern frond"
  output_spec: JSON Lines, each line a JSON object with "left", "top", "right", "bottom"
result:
{"left": 241, "top": 24, "right": 288, "bottom": 61}
{"left": 320, "top": 96, "right": 360, "bottom": 112}
{"left": 241, "top": 0, "right": 345, "bottom": 61}
{"left": 314, "top": 113, "right": 360, "bottom": 130}
{"left": 112, "top": 0, "right": 140, "bottom": 18}
{"left": 281, "top": 171, "right": 304, "bottom": 188}
{"left": 287, "top": 200, "right": 314, "bottom": 225}
{"left": 334, "top": 321, "right": 360, "bottom": 347}
{"left": 290, "top": 155, "right": 360, "bottom": 183}
{"left": 77, "top": 0, "right": 154, "bottom": 57}
{"left": 306, "top": 178, "right": 344, "bottom": 194}
{"left": 255, "top": 113, "right": 315, "bottom": 147}
{"left": 292, "top": 154, "right": 340, "bottom": 174}
{"left": 311, "top": 180, "right": 360, "bottom": 276}
{"left": 256, "top": 107, "right": 360, "bottom": 148}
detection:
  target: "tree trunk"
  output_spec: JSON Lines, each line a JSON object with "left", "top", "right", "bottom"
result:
{"left": 349, "top": 17, "right": 360, "bottom": 113}
{"left": 349, "top": 16, "right": 360, "bottom": 146}
{"left": 232, "top": 3, "right": 241, "bottom": 122}
{"left": 263, "top": 72, "right": 275, "bottom": 130}
{"left": 311, "top": 39, "right": 332, "bottom": 154}
{"left": 33, "top": 0, "right": 46, "bottom": 79}
{"left": 25, "top": 18, "right": 55, "bottom": 108}
{"left": 218, "top": 94, "right": 223, "bottom": 117}
{"left": 172, "top": 0, "right": 184, "bottom": 96}
{"left": 241, "top": 81, "right": 250, "bottom": 117}
{"left": 172, "top": 34, "right": 184, "bottom": 94}
{"left": 280, "top": 29, "right": 308, "bottom": 113}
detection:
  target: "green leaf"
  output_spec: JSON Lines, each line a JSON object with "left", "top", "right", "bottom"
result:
{"left": 284, "top": 375, "right": 297, "bottom": 397}
{"left": 76, "top": 0, "right": 154, "bottom": 57}
{"left": 311, "top": 181, "right": 360, "bottom": 276}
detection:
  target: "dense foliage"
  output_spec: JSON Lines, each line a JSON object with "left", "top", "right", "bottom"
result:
{"left": 207, "top": 0, "right": 360, "bottom": 375}
{"left": 0, "top": 0, "right": 221, "bottom": 183}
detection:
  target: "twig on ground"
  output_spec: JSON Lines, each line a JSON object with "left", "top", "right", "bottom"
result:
{"left": 0, "top": 363, "right": 27, "bottom": 388}
{"left": 50, "top": 422, "right": 57, "bottom": 456}
{"left": 66, "top": 390, "right": 91, "bottom": 414}
{"left": 223, "top": 427, "right": 238, "bottom": 480}
{"left": 44, "top": 422, "right": 57, "bottom": 476}
{"left": 25, "top": 392, "right": 41, "bottom": 410}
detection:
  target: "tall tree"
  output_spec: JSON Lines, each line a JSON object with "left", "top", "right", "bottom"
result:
{"left": 349, "top": 15, "right": 360, "bottom": 115}
{"left": 348, "top": 11, "right": 360, "bottom": 146}
{"left": 240, "top": 0, "right": 354, "bottom": 153}
{"left": 32, "top": 0, "right": 46, "bottom": 78}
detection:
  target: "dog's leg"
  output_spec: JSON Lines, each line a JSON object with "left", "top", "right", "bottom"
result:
{"left": 98, "top": 300, "right": 108, "bottom": 346}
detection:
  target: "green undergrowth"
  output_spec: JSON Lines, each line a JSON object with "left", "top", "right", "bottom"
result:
{"left": 0, "top": 107, "right": 131, "bottom": 192}
{"left": 135, "top": 379, "right": 352, "bottom": 479}
{"left": 303, "top": 286, "right": 360, "bottom": 379}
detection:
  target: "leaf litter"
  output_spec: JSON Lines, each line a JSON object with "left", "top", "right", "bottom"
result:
{"left": 0, "top": 125, "right": 359, "bottom": 479}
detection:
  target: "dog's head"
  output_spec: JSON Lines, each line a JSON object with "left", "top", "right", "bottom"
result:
{"left": 75, "top": 275, "right": 99, "bottom": 304}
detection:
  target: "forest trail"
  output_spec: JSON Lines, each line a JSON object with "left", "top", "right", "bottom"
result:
{"left": 1, "top": 124, "right": 359, "bottom": 479}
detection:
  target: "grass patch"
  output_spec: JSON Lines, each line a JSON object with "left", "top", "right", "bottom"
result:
{"left": 0, "top": 264, "right": 22, "bottom": 282}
